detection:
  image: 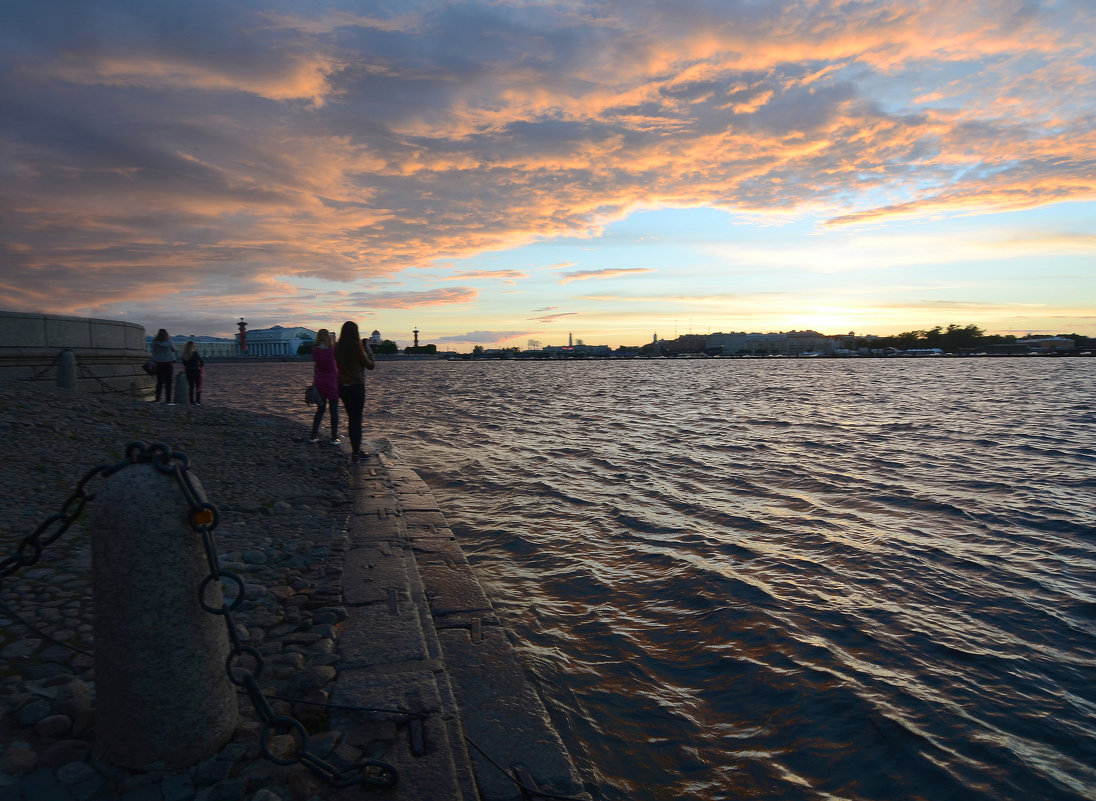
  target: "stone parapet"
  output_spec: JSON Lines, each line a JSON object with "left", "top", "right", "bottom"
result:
{"left": 0, "top": 310, "right": 153, "bottom": 398}
{"left": 334, "top": 441, "right": 591, "bottom": 800}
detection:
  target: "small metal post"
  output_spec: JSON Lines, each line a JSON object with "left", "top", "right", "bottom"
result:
{"left": 89, "top": 461, "right": 237, "bottom": 769}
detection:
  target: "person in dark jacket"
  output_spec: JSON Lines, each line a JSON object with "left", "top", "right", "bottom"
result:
{"left": 150, "top": 329, "right": 178, "bottom": 404}
{"left": 333, "top": 320, "right": 375, "bottom": 459}
{"left": 181, "top": 340, "right": 205, "bottom": 405}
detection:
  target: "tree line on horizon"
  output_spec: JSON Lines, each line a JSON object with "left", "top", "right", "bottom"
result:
{"left": 839, "top": 324, "right": 1090, "bottom": 353}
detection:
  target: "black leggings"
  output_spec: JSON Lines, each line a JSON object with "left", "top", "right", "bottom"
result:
{"left": 312, "top": 397, "right": 339, "bottom": 440}
{"left": 154, "top": 362, "right": 173, "bottom": 402}
{"left": 186, "top": 370, "right": 202, "bottom": 404}
{"left": 338, "top": 383, "right": 365, "bottom": 453}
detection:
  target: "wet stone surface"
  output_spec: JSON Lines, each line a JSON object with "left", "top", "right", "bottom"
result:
{"left": 0, "top": 385, "right": 377, "bottom": 801}
{"left": 0, "top": 383, "right": 589, "bottom": 801}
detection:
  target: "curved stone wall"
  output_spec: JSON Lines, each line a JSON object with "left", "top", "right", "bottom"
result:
{"left": 0, "top": 310, "right": 154, "bottom": 398}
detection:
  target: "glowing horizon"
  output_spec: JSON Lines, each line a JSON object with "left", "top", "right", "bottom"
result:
{"left": 2, "top": 1, "right": 1094, "bottom": 348}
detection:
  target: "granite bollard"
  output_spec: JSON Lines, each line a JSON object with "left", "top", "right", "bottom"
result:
{"left": 89, "top": 461, "right": 238, "bottom": 769}
{"left": 174, "top": 370, "right": 189, "bottom": 404}
{"left": 56, "top": 349, "right": 76, "bottom": 391}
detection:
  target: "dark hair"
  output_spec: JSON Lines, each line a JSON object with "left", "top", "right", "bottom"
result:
{"left": 155, "top": 328, "right": 169, "bottom": 341}
{"left": 335, "top": 320, "right": 364, "bottom": 364}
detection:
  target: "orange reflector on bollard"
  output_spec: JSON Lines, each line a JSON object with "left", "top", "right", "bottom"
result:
{"left": 192, "top": 508, "right": 215, "bottom": 527}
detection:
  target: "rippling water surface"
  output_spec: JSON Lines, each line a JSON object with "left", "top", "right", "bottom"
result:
{"left": 211, "top": 357, "right": 1096, "bottom": 801}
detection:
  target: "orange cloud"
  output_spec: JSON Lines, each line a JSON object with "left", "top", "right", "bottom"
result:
{"left": 559, "top": 269, "right": 657, "bottom": 285}
{"left": 43, "top": 53, "right": 340, "bottom": 106}
{"left": 441, "top": 270, "right": 529, "bottom": 283}
{"left": 345, "top": 288, "right": 478, "bottom": 309}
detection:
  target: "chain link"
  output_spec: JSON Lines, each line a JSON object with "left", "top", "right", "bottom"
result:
{"left": 0, "top": 454, "right": 129, "bottom": 581}
{"left": 1, "top": 440, "right": 399, "bottom": 790}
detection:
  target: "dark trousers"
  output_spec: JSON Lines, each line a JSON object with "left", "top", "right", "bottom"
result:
{"left": 338, "top": 383, "right": 365, "bottom": 454}
{"left": 186, "top": 369, "right": 202, "bottom": 404}
{"left": 312, "top": 397, "right": 339, "bottom": 440}
{"left": 154, "top": 362, "right": 173, "bottom": 402}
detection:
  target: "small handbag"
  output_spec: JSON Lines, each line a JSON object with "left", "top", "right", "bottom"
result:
{"left": 142, "top": 360, "right": 156, "bottom": 376}
{"left": 305, "top": 384, "right": 321, "bottom": 405}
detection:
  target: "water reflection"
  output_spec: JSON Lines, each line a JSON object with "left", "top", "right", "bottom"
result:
{"left": 211, "top": 358, "right": 1096, "bottom": 801}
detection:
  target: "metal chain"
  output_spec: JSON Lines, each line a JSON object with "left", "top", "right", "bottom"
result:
{"left": 0, "top": 454, "right": 129, "bottom": 581}
{"left": 0, "top": 440, "right": 399, "bottom": 790}
{"left": 139, "top": 441, "right": 399, "bottom": 789}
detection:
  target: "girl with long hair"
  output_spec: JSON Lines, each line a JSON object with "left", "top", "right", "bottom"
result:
{"left": 310, "top": 328, "right": 340, "bottom": 444}
{"left": 150, "top": 328, "right": 177, "bottom": 404}
{"left": 181, "top": 340, "right": 204, "bottom": 405}
{"left": 333, "top": 320, "right": 375, "bottom": 458}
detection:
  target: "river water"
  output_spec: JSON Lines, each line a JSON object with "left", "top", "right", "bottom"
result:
{"left": 209, "top": 357, "right": 1096, "bottom": 801}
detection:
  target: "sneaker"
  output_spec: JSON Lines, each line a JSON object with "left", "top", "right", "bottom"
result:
{"left": 310, "top": 436, "right": 320, "bottom": 443}
{"left": 167, "top": 402, "right": 176, "bottom": 406}
{"left": 330, "top": 438, "right": 342, "bottom": 445}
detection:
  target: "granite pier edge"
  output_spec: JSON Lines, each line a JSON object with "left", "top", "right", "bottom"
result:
{"left": 333, "top": 441, "right": 590, "bottom": 801}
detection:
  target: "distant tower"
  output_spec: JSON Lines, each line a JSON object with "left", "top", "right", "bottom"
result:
{"left": 237, "top": 318, "right": 247, "bottom": 354}
{"left": 568, "top": 332, "right": 573, "bottom": 347}
{"left": 371, "top": 329, "right": 382, "bottom": 346}
{"left": 413, "top": 328, "right": 420, "bottom": 348}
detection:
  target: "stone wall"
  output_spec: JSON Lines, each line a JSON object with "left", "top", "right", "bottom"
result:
{"left": 0, "top": 310, "right": 154, "bottom": 398}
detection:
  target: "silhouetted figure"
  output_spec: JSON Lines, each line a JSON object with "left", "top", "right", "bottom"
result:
{"left": 181, "top": 341, "right": 204, "bottom": 405}
{"left": 334, "top": 320, "right": 375, "bottom": 459}
{"left": 150, "top": 329, "right": 177, "bottom": 405}
{"left": 310, "top": 328, "right": 340, "bottom": 444}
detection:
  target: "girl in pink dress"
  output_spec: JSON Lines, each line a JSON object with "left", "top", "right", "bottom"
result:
{"left": 310, "top": 329, "right": 340, "bottom": 444}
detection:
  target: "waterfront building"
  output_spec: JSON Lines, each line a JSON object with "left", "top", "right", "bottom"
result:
{"left": 707, "top": 332, "right": 749, "bottom": 355}
{"left": 660, "top": 334, "right": 708, "bottom": 356}
{"left": 745, "top": 332, "right": 787, "bottom": 354}
{"left": 784, "top": 330, "right": 836, "bottom": 355}
{"left": 707, "top": 330, "right": 836, "bottom": 356}
{"left": 238, "top": 325, "right": 315, "bottom": 356}
{"left": 542, "top": 343, "right": 612, "bottom": 357}
{"left": 1017, "top": 336, "right": 1076, "bottom": 352}
{"left": 190, "top": 338, "right": 237, "bottom": 358}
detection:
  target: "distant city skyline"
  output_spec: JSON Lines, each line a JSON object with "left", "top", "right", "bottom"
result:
{"left": 159, "top": 320, "right": 1085, "bottom": 355}
{"left": 2, "top": 2, "right": 1094, "bottom": 346}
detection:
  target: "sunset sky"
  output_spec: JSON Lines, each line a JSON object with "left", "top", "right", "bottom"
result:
{"left": 2, "top": 0, "right": 1094, "bottom": 348}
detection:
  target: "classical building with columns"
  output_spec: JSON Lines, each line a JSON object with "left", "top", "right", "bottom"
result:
{"left": 239, "top": 325, "right": 316, "bottom": 356}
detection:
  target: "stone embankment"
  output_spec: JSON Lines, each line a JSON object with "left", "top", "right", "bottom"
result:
{"left": 0, "top": 312, "right": 152, "bottom": 398}
{"left": 0, "top": 385, "right": 589, "bottom": 800}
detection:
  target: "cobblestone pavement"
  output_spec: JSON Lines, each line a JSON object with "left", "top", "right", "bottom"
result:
{"left": 0, "top": 384, "right": 590, "bottom": 801}
{"left": 0, "top": 385, "right": 362, "bottom": 800}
